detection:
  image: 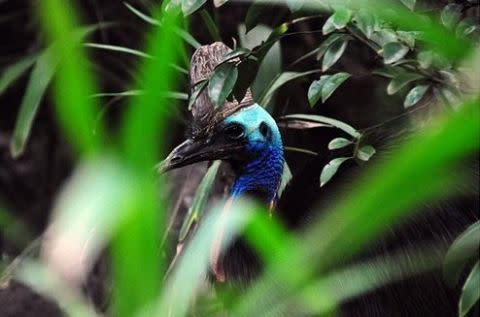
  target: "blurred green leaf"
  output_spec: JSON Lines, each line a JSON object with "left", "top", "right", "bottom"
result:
{"left": 286, "top": 0, "right": 304, "bottom": 12}
{"left": 182, "top": 0, "right": 207, "bottom": 16}
{"left": 383, "top": 42, "right": 409, "bottom": 64}
{"left": 444, "top": 221, "right": 480, "bottom": 286}
{"left": 213, "top": 0, "right": 229, "bottom": 7}
{"left": 396, "top": 30, "right": 416, "bottom": 48}
{"left": 387, "top": 72, "right": 423, "bottom": 95}
{"left": 258, "top": 69, "right": 321, "bottom": 106}
{"left": 189, "top": 81, "right": 207, "bottom": 111}
{"left": 400, "top": 0, "right": 416, "bottom": 11}
{"left": 316, "top": 34, "right": 351, "bottom": 61}
{"left": 179, "top": 161, "right": 221, "bottom": 242}
{"left": 404, "top": 84, "right": 429, "bottom": 108}
{"left": 459, "top": 262, "right": 480, "bottom": 317}
{"left": 0, "top": 54, "right": 39, "bottom": 95}
{"left": 441, "top": 3, "right": 462, "bottom": 30}
{"left": 200, "top": 10, "right": 221, "bottom": 42}
{"left": 322, "top": 37, "right": 349, "bottom": 71}
{"left": 320, "top": 157, "right": 350, "bottom": 187}
{"left": 328, "top": 137, "right": 353, "bottom": 150}
{"left": 357, "top": 145, "right": 376, "bottom": 161}
{"left": 321, "top": 72, "right": 351, "bottom": 102}
{"left": 281, "top": 114, "right": 361, "bottom": 138}
{"left": 208, "top": 62, "right": 238, "bottom": 107}
{"left": 10, "top": 49, "right": 57, "bottom": 158}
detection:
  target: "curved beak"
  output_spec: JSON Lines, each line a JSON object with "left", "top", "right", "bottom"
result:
{"left": 157, "top": 137, "right": 245, "bottom": 173}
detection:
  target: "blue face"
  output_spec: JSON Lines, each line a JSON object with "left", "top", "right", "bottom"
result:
{"left": 222, "top": 104, "right": 284, "bottom": 202}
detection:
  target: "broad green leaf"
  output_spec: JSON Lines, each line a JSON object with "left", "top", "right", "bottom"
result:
{"left": 322, "top": 38, "right": 349, "bottom": 71}
{"left": 316, "top": 34, "right": 350, "bottom": 61}
{"left": 221, "top": 48, "right": 251, "bottom": 63}
{"left": 188, "top": 80, "right": 207, "bottom": 110}
{"left": 332, "top": 8, "right": 352, "bottom": 29}
{"left": 321, "top": 72, "right": 351, "bottom": 103}
{"left": 387, "top": 73, "right": 423, "bottom": 95}
{"left": 0, "top": 54, "right": 39, "bottom": 95}
{"left": 444, "top": 222, "right": 480, "bottom": 286}
{"left": 322, "top": 15, "right": 336, "bottom": 35}
{"left": 308, "top": 76, "right": 329, "bottom": 107}
{"left": 258, "top": 69, "right": 321, "bottom": 106}
{"left": 181, "top": 0, "right": 207, "bottom": 16}
{"left": 354, "top": 10, "right": 375, "bottom": 39}
{"left": 417, "top": 51, "right": 433, "bottom": 69}
{"left": 441, "top": 3, "right": 462, "bottom": 30}
{"left": 459, "top": 262, "right": 480, "bottom": 317}
{"left": 400, "top": 0, "right": 416, "bottom": 10}
{"left": 328, "top": 137, "right": 353, "bottom": 150}
{"left": 357, "top": 145, "right": 376, "bottom": 161}
{"left": 371, "top": 29, "right": 398, "bottom": 47}
{"left": 179, "top": 161, "right": 221, "bottom": 241}
{"left": 280, "top": 114, "right": 360, "bottom": 138}
{"left": 456, "top": 17, "right": 479, "bottom": 38}
{"left": 10, "top": 49, "right": 58, "bottom": 158}
{"left": 396, "top": 31, "right": 416, "bottom": 48}
{"left": 208, "top": 62, "right": 238, "bottom": 107}
{"left": 382, "top": 42, "right": 409, "bottom": 64}
{"left": 404, "top": 84, "right": 429, "bottom": 108}
{"left": 200, "top": 10, "right": 221, "bottom": 42}
{"left": 320, "top": 157, "right": 350, "bottom": 187}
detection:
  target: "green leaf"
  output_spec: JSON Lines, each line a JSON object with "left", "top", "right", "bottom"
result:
{"left": 444, "top": 222, "right": 480, "bottom": 286}
{"left": 354, "top": 10, "right": 375, "bottom": 39}
{"left": 322, "top": 15, "right": 336, "bottom": 35}
{"left": 404, "top": 84, "right": 429, "bottom": 108}
{"left": 316, "top": 33, "right": 350, "bottom": 61}
{"left": 208, "top": 62, "right": 238, "bottom": 107}
{"left": 258, "top": 69, "right": 321, "bottom": 106}
{"left": 181, "top": 0, "right": 207, "bottom": 16}
{"left": 221, "top": 48, "right": 251, "bottom": 63}
{"left": 200, "top": 10, "right": 221, "bottom": 42}
{"left": 320, "top": 157, "right": 350, "bottom": 187}
{"left": 278, "top": 161, "right": 292, "bottom": 198}
{"left": 233, "top": 57, "right": 258, "bottom": 102}
{"left": 328, "top": 137, "right": 353, "bottom": 150}
{"left": 280, "top": 114, "right": 361, "bottom": 138}
{"left": 245, "top": 2, "right": 275, "bottom": 33}
{"left": 321, "top": 72, "right": 351, "bottom": 103}
{"left": 286, "top": 0, "right": 304, "bottom": 12}
{"left": 308, "top": 76, "right": 329, "bottom": 107}
{"left": 400, "top": 0, "right": 416, "bottom": 10}
{"left": 322, "top": 38, "right": 349, "bottom": 71}
{"left": 387, "top": 73, "right": 423, "bottom": 95}
{"left": 441, "top": 3, "right": 462, "bottom": 30}
{"left": 357, "top": 145, "right": 376, "bottom": 161}
{"left": 0, "top": 54, "right": 39, "bottom": 95}
{"left": 417, "top": 51, "right": 433, "bottom": 69}
{"left": 213, "top": 0, "right": 229, "bottom": 7}
{"left": 84, "top": 42, "right": 151, "bottom": 58}
{"left": 179, "top": 161, "right": 221, "bottom": 242}
{"left": 10, "top": 49, "right": 59, "bottom": 158}
{"left": 332, "top": 8, "right": 352, "bottom": 29}
{"left": 459, "top": 262, "right": 480, "bottom": 317}
{"left": 396, "top": 31, "right": 416, "bottom": 48}
{"left": 382, "top": 42, "right": 409, "bottom": 64}
{"left": 188, "top": 80, "right": 207, "bottom": 110}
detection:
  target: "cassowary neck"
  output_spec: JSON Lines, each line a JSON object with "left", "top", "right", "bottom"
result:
{"left": 230, "top": 145, "right": 284, "bottom": 203}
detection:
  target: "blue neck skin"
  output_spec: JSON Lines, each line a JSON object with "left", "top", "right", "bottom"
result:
{"left": 223, "top": 104, "right": 284, "bottom": 204}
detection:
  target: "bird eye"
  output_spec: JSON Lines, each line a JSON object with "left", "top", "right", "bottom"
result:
{"left": 224, "top": 123, "right": 245, "bottom": 140}
{"left": 259, "top": 122, "right": 269, "bottom": 138}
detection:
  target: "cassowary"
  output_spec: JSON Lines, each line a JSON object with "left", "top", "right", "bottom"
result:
{"left": 161, "top": 42, "right": 479, "bottom": 316}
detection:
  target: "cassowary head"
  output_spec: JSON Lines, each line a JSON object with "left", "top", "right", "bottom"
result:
{"left": 159, "top": 42, "right": 284, "bottom": 283}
